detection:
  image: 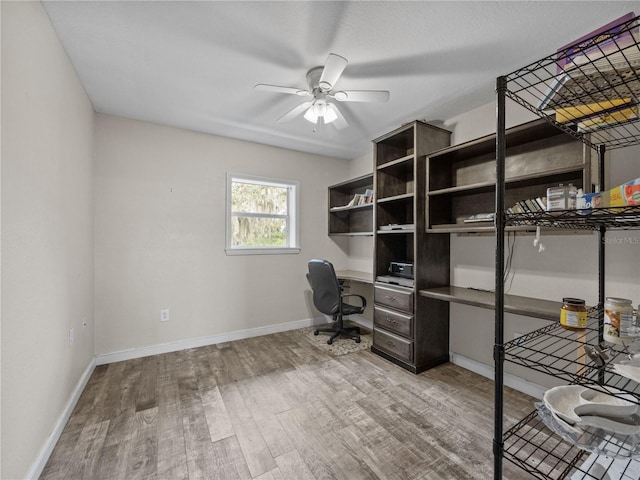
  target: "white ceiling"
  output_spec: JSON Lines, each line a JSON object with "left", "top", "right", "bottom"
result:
{"left": 42, "top": 1, "right": 637, "bottom": 160}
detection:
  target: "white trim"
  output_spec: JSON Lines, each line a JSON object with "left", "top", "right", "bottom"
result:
{"left": 96, "top": 316, "right": 327, "bottom": 365}
{"left": 449, "top": 352, "right": 546, "bottom": 400}
{"left": 225, "top": 246, "right": 301, "bottom": 256}
{"left": 26, "top": 358, "right": 96, "bottom": 480}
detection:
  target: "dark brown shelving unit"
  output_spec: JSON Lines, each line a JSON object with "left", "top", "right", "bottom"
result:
{"left": 494, "top": 13, "right": 640, "bottom": 480}
{"left": 328, "top": 173, "right": 373, "bottom": 236}
{"left": 371, "top": 120, "right": 451, "bottom": 373}
{"left": 426, "top": 118, "right": 593, "bottom": 233}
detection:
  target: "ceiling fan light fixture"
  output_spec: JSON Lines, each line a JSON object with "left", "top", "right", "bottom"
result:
{"left": 324, "top": 104, "right": 338, "bottom": 123}
{"left": 312, "top": 100, "right": 328, "bottom": 117}
{"left": 303, "top": 107, "right": 318, "bottom": 124}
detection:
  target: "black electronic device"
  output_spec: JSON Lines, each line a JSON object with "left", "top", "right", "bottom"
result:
{"left": 389, "top": 261, "right": 414, "bottom": 279}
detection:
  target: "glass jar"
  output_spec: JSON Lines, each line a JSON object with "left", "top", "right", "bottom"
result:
{"left": 560, "top": 298, "right": 587, "bottom": 331}
{"left": 604, "top": 297, "right": 635, "bottom": 345}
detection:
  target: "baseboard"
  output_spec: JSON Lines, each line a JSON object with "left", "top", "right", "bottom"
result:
{"left": 26, "top": 357, "right": 96, "bottom": 480}
{"left": 450, "top": 352, "right": 546, "bottom": 400}
{"left": 95, "top": 316, "right": 329, "bottom": 365}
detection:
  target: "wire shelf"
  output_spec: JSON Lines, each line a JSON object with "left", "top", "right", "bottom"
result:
{"left": 504, "top": 14, "right": 640, "bottom": 151}
{"left": 504, "top": 308, "right": 640, "bottom": 404}
{"left": 505, "top": 206, "right": 640, "bottom": 230}
{"left": 504, "top": 410, "right": 640, "bottom": 479}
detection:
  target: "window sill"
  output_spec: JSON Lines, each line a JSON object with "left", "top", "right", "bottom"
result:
{"left": 225, "top": 247, "right": 301, "bottom": 256}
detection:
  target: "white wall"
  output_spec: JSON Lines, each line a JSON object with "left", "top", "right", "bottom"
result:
{"left": 93, "top": 114, "right": 350, "bottom": 356}
{"left": 1, "top": 2, "right": 96, "bottom": 478}
{"left": 443, "top": 100, "right": 640, "bottom": 386}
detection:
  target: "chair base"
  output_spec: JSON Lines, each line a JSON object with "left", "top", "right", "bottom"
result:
{"left": 314, "top": 323, "right": 361, "bottom": 345}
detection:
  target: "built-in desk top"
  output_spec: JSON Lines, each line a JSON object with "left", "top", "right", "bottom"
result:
{"left": 335, "top": 270, "right": 374, "bottom": 284}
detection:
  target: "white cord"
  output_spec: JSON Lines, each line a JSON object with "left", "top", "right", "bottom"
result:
{"left": 533, "top": 226, "right": 545, "bottom": 253}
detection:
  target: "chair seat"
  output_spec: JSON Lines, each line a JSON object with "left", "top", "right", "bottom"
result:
{"left": 341, "top": 303, "right": 364, "bottom": 316}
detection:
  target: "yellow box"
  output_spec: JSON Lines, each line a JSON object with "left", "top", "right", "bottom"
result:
{"left": 555, "top": 98, "right": 632, "bottom": 123}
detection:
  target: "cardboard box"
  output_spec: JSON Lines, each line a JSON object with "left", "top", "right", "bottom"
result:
{"left": 579, "top": 178, "right": 640, "bottom": 211}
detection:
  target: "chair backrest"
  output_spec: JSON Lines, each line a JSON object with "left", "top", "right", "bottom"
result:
{"left": 307, "top": 259, "right": 341, "bottom": 316}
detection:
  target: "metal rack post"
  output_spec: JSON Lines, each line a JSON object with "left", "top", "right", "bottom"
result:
{"left": 494, "top": 75, "right": 507, "bottom": 480}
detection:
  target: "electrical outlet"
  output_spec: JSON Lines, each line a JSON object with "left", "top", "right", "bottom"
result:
{"left": 69, "top": 328, "right": 74, "bottom": 345}
{"left": 160, "top": 309, "right": 170, "bottom": 322}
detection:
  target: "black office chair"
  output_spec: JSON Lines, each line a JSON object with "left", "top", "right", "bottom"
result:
{"left": 307, "top": 259, "right": 366, "bottom": 345}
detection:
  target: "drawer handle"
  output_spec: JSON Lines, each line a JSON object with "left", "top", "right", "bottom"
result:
{"left": 386, "top": 317, "right": 396, "bottom": 324}
{"left": 385, "top": 295, "right": 397, "bottom": 302}
{"left": 386, "top": 340, "right": 396, "bottom": 347}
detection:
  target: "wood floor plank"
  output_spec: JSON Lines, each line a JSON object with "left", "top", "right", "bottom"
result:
{"left": 219, "top": 382, "right": 277, "bottom": 478}
{"left": 273, "top": 449, "right": 319, "bottom": 480}
{"left": 254, "top": 466, "right": 286, "bottom": 480}
{"left": 135, "top": 356, "right": 160, "bottom": 412}
{"left": 181, "top": 400, "right": 222, "bottom": 480}
{"left": 91, "top": 409, "right": 136, "bottom": 480}
{"left": 125, "top": 407, "right": 159, "bottom": 479}
{"left": 156, "top": 353, "right": 189, "bottom": 480}
{"left": 208, "top": 434, "right": 253, "bottom": 480}
{"left": 40, "top": 328, "right": 538, "bottom": 480}
{"left": 201, "top": 386, "right": 234, "bottom": 444}
{"left": 62, "top": 420, "right": 111, "bottom": 480}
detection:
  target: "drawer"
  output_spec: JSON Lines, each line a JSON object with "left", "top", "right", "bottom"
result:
{"left": 373, "top": 328, "right": 413, "bottom": 362}
{"left": 374, "top": 306, "right": 413, "bottom": 338}
{"left": 374, "top": 284, "right": 413, "bottom": 312}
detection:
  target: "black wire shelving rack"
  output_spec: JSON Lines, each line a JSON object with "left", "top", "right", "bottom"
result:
{"left": 494, "top": 13, "right": 640, "bottom": 480}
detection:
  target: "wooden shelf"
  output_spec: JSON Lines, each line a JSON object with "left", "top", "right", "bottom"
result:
{"left": 328, "top": 173, "right": 373, "bottom": 236}
{"left": 427, "top": 164, "right": 588, "bottom": 197}
{"left": 376, "top": 154, "right": 414, "bottom": 170}
{"left": 329, "top": 231, "right": 373, "bottom": 237}
{"left": 418, "top": 285, "right": 561, "bottom": 321}
{"left": 329, "top": 202, "right": 373, "bottom": 213}
{"left": 377, "top": 192, "right": 414, "bottom": 203}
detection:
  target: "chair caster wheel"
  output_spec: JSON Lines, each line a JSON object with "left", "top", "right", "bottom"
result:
{"left": 314, "top": 330, "right": 319, "bottom": 335}
{"left": 327, "top": 339, "right": 333, "bottom": 345}
{"left": 355, "top": 337, "right": 361, "bottom": 343}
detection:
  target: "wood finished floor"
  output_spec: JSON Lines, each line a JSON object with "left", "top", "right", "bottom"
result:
{"left": 41, "top": 328, "right": 537, "bottom": 480}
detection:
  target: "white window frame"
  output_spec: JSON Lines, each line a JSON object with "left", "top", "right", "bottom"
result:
{"left": 225, "top": 172, "right": 300, "bottom": 255}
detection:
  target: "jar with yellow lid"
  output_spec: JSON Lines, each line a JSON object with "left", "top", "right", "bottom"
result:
{"left": 560, "top": 298, "right": 587, "bottom": 331}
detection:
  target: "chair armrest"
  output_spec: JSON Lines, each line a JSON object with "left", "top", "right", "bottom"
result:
{"left": 341, "top": 293, "right": 367, "bottom": 310}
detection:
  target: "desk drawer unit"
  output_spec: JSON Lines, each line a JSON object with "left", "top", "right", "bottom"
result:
{"left": 374, "top": 306, "right": 413, "bottom": 338}
{"left": 374, "top": 284, "right": 413, "bottom": 312}
{"left": 373, "top": 328, "right": 413, "bottom": 363}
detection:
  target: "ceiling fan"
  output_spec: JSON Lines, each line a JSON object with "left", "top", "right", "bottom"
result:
{"left": 255, "top": 53, "right": 390, "bottom": 130}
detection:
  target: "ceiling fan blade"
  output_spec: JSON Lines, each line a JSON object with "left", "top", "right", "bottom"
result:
{"left": 255, "top": 84, "right": 311, "bottom": 96}
{"left": 319, "top": 53, "right": 348, "bottom": 91}
{"left": 333, "top": 90, "right": 390, "bottom": 102}
{"left": 277, "top": 101, "right": 313, "bottom": 123}
{"left": 328, "top": 103, "right": 348, "bottom": 130}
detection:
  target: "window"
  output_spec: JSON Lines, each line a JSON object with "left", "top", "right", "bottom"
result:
{"left": 225, "top": 173, "right": 300, "bottom": 255}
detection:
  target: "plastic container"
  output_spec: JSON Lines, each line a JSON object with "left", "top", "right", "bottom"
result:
{"left": 560, "top": 298, "right": 587, "bottom": 331}
{"left": 604, "top": 297, "right": 635, "bottom": 345}
{"left": 547, "top": 184, "right": 578, "bottom": 211}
